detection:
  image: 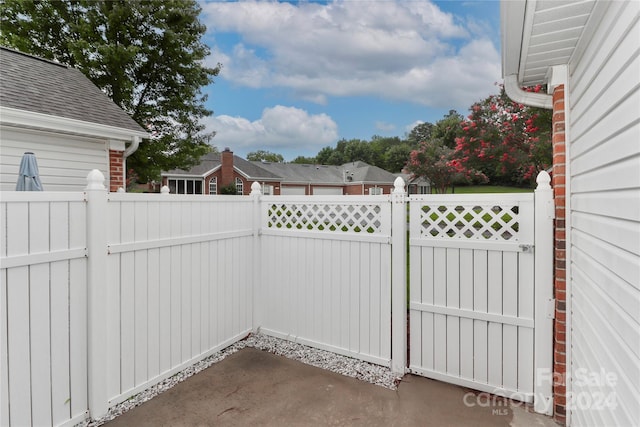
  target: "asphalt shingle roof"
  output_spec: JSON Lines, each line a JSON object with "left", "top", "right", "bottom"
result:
{"left": 0, "top": 47, "right": 145, "bottom": 133}
{"left": 163, "top": 151, "right": 280, "bottom": 180}
{"left": 254, "top": 161, "right": 398, "bottom": 184}
{"left": 251, "top": 162, "right": 343, "bottom": 184}
{"left": 163, "top": 152, "right": 398, "bottom": 185}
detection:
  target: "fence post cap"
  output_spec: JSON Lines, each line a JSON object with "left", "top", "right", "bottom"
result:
{"left": 393, "top": 176, "right": 405, "bottom": 194}
{"left": 250, "top": 181, "right": 262, "bottom": 195}
{"left": 536, "top": 170, "right": 551, "bottom": 190}
{"left": 160, "top": 185, "right": 170, "bottom": 194}
{"left": 86, "top": 169, "right": 106, "bottom": 190}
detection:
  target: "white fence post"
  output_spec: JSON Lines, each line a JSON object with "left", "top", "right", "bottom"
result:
{"left": 85, "top": 170, "right": 109, "bottom": 418}
{"left": 250, "top": 182, "right": 262, "bottom": 333}
{"left": 534, "top": 170, "right": 554, "bottom": 415}
{"left": 391, "top": 177, "right": 407, "bottom": 374}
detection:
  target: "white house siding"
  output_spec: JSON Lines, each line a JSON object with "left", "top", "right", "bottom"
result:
{"left": 568, "top": 1, "right": 640, "bottom": 426}
{"left": 0, "top": 126, "right": 109, "bottom": 191}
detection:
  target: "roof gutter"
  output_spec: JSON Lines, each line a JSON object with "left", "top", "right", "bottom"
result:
{"left": 123, "top": 135, "right": 140, "bottom": 158}
{"left": 504, "top": 74, "right": 553, "bottom": 109}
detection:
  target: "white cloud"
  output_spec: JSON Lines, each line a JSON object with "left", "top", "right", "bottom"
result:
{"left": 200, "top": 0, "right": 500, "bottom": 109}
{"left": 375, "top": 121, "right": 396, "bottom": 132}
{"left": 202, "top": 105, "right": 338, "bottom": 156}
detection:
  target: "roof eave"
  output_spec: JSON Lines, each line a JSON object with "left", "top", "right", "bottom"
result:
{"left": 500, "top": 0, "right": 526, "bottom": 79}
{"left": 0, "top": 106, "right": 149, "bottom": 141}
{"left": 500, "top": 0, "right": 553, "bottom": 109}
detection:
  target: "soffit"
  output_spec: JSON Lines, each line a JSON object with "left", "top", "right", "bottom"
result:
{"left": 502, "top": 0, "right": 597, "bottom": 86}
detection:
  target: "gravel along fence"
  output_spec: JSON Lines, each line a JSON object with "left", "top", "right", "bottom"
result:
{"left": 80, "top": 333, "right": 402, "bottom": 427}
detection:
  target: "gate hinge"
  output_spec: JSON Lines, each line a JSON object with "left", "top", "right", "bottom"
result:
{"left": 546, "top": 298, "right": 556, "bottom": 319}
{"left": 519, "top": 244, "right": 534, "bottom": 253}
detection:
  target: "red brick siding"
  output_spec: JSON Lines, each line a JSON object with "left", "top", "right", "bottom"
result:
{"left": 221, "top": 149, "right": 234, "bottom": 187}
{"left": 552, "top": 84, "right": 567, "bottom": 425}
{"left": 109, "top": 150, "right": 124, "bottom": 192}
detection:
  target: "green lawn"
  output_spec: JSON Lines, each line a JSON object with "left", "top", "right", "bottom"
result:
{"left": 445, "top": 185, "right": 533, "bottom": 194}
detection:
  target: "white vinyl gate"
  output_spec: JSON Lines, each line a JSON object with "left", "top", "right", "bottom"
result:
{"left": 408, "top": 190, "right": 553, "bottom": 409}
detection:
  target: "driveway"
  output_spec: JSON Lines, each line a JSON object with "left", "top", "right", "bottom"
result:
{"left": 104, "top": 348, "right": 557, "bottom": 427}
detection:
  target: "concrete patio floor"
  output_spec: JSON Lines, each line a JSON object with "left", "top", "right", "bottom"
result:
{"left": 105, "top": 348, "right": 558, "bottom": 427}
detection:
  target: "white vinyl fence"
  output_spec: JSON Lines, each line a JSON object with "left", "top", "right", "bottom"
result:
{"left": 408, "top": 173, "right": 554, "bottom": 413}
{"left": 1, "top": 170, "right": 553, "bottom": 426}
{"left": 257, "top": 196, "right": 393, "bottom": 365}
{"left": 104, "top": 192, "right": 254, "bottom": 407}
{"left": 1, "top": 192, "right": 88, "bottom": 427}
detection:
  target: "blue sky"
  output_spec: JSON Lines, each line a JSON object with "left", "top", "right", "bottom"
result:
{"left": 199, "top": 0, "right": 502, "bottom": 161}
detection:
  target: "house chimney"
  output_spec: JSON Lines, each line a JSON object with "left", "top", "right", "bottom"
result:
{"left": 221, "top": 147, "right": 234, "bottom": 187}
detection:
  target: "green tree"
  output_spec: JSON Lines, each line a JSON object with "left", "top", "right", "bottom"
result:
{"left": 431, "top": 110, "right": 464, "bottom": 148}
{"left": 1, "top": 0, "right": 220, "bottom": 181}
{"left": 315, "top": 146, "right": 336, "bottom": 165}
{"left": 406, "top": 122, "right": 434, "bottom": 145}
{"left": 290, "top": 155, "right": 316, "bottom": 164}
{"left": 453, "top": 86, "right": 552, "bottom": 186}
{"left": 246, "top": 150, "right": 284, "bottom": 163}
{"left": 406, "top": 139, "right": 458, "bottom": 194}
{"left": 407, "top": 139, "right": 487, "bottom": 194}
{"left": 383, "top": 143, "right": 412, "bottom": 172}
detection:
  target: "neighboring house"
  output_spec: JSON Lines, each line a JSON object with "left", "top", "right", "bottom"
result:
{"left": 0, "top": 47, "right": 148, "bottom": 192}
{"left": 162, "top": 149, "right": 281, "bottom": 195}
{"left": 256, "top": 159, "right": 397, "bottom": 195}
{"left": 398, "top": 173, "right": 432, "bottom": 195}
{"left": 161, "top": 148, "right": 398, "bottom": 195}
{"left": 502, "top": 1, "right": 639, "bottom": 426}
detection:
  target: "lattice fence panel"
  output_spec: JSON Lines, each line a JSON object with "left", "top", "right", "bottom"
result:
{"left": 418, "top": 203, "right": 522, "bottom": 241}
{"left": 267, "top": 203, "right": 385, "bottom": 234}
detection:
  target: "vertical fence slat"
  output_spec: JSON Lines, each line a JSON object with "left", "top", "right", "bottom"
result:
{"left": 199, "top": 242, "right": 210, "bottom": 353}
{"left": 433, "top": 248, "right": 447, "bottom": 373}
{"left": 29, "top": 202, "right": 53, "bottom": 425}
{"left": 7, "top": 201, "right": 31, "bottom": 426}
{"left": 180, "top": 242, "right": 191, "bottom": 362}
{"left": 29, "top": 263, "right": 52, "bottom": 426}
{"left": 446, "top": 248, "right": 460, "bottom": 377}
{"left": 134, "top": 249, "right": 148, "bottom": 386}
{"left": 7, "top": 267, "right": 31, "bottom": 426}
{"left": 349, "top": 241, "right": 360, "bottom": 354}
{"left": 519, "top": 250, "right": 535, "bottom": 395}
{"left": 49, "top": 201, "right": 71, "bottom": 426}
{"left": 147, "top": 247, "right": 160, "bottom": 379}
{"left": 502, "top": 252, "right": 519, "bottom": 392}
{"left": 459, "top": 249, "right": 474, "bottom": 380}
{"left": 159, "top": 246, "right": 171, "bottom": 374}
{"left": 209, "top": 241, "right": 219, "bottom": 348}
{"left": 120, "top": 252, "right": 135, "bottom": 392}
{"left": 380, "top": 243, "right": 391, "bottom": 359}
{"left": 69, "top": 257, "right": 88, "bottom": 418}
{"left": 487, "top": 251, "right": 503, "bottom": 387}
{"left": 1, "top": 268, "right": 9, "bottom": 427}
{"left": 473, "top": 250, "right": 489, "bottom": 383}
{"left": 359, "top": 243, "right": 371, "bottom": 356}
{"left": 190, "top": 242, "right": 201, "bottom": 357}
{"left": 50, "top": 260, "right": 70, "bottom": 425}
{"left": 369, "top": 243, "right": 381, "bottom": 357}
{"left": 421, "top": 247, "right": 434, "bottom": 370}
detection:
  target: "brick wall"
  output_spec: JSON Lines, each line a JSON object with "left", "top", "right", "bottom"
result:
{"left": 109, "top": 150, "right": 124, "bottom": 192}
{"left": 551, "top": 84, "right": 567, "bottom": 425}
{"left": 221, "top": 149, "right": 234, "bottom": 188}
